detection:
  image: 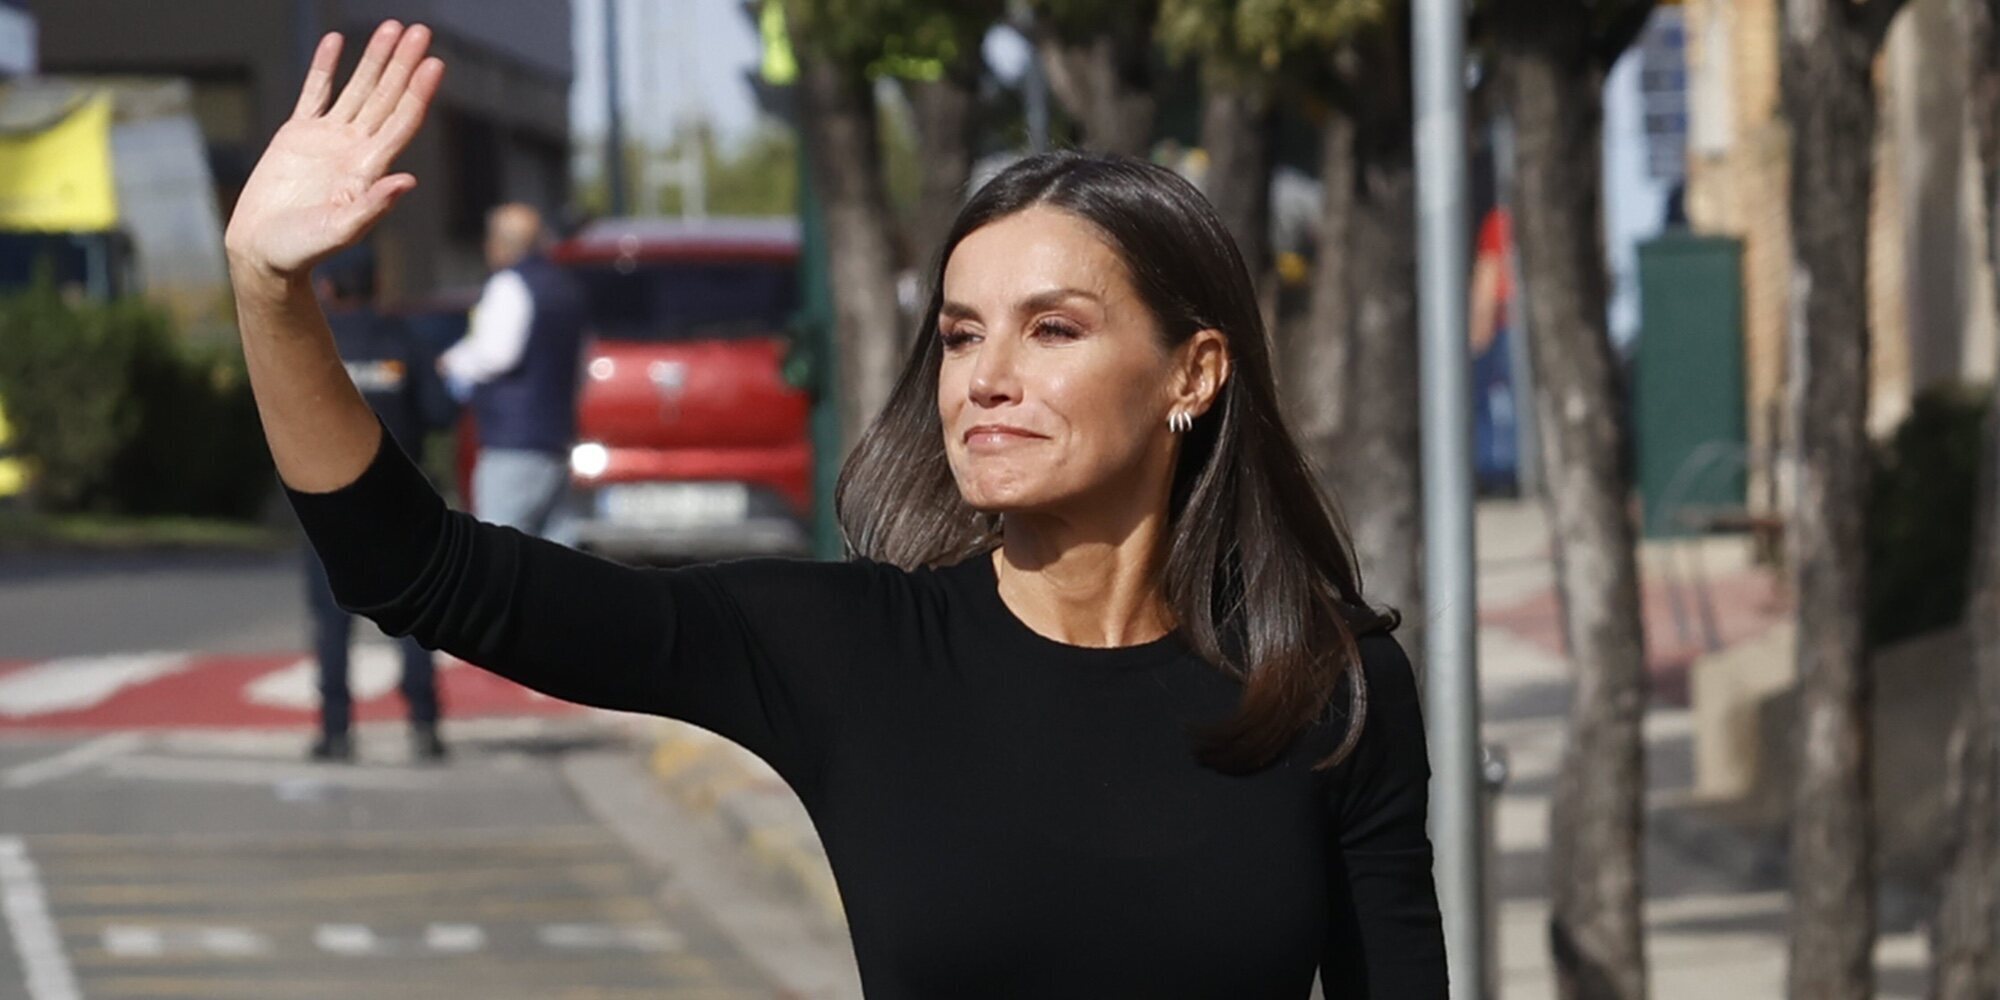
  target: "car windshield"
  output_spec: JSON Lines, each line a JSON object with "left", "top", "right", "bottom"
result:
{"left": 571, "top": 261, "right": 799, "bottom": 343}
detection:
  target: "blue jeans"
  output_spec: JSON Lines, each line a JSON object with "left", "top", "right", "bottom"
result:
{"left": 473, "top": 448, "right": 572, "bottom": 541}
{"left": 307, "top": 553, "right": 438, "bottom": 737}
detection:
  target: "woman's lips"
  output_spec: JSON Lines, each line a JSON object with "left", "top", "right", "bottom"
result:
{"left": 963, "top": 425, "right": 1042, "bottom": 451}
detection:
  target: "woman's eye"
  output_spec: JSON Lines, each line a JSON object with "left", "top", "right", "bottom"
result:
{"left": 1033, "top": 318, "right": 1082, "bottom": 341}
{"left": 940, "top": 328, "right": 978, "bottom": 350}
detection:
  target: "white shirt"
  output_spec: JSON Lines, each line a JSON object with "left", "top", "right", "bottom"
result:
{"left": 440, "top": 270, "right": 536, "bottom": 388}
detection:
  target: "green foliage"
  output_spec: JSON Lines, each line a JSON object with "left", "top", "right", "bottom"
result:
{"left": 1029, "top": 0, "right": 1162, "bottom": 40}
{"left": 0, "top": 279, "right": 271, "bottom": 519}
{"left": 1866, "top": 382, "right": 1993, "bottom": 648}
{"left": 1157, "top": 0, "right": 1388, "bottom": 80}
{"left": 655, "top": 126, "right": 804, "bottom": 217}
{"left": 784, "top": 0, "right": 1005, "bottom": 76}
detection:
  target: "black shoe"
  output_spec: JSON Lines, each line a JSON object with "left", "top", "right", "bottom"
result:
{"left": 309, "top": 732, "right": 355, "bottom": 763}
{"left": 412, "top": 725, "right": 448, "bottom": 763}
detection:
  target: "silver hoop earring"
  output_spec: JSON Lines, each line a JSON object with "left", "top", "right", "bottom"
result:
{"left": 1169, "top": 411, "right": 1190, "bottom": 433}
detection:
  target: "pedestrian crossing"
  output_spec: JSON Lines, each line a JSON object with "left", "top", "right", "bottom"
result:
{"left": 9, "top": 830, "right": 775, "bottom": 998}
{"left": 0, "top": 648, "right": 580, "bottom": 731}
{"left": 93, "top": 919, "right": 682, "bottom": 959}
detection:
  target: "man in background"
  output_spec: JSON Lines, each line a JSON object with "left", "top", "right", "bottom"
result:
{"left": 308, "top": 243, "right": 456, "bottom": 763}
{"left": 439, "top": 204, "right": 588, "bottom": 537}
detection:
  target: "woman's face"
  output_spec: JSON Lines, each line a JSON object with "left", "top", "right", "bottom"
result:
{"left": 936, "top": 205, "right": 1217, "bottom": 516}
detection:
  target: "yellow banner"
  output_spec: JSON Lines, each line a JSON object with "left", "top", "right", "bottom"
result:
{"left": 0, "top": 94, "right": 117, "bottom": 232}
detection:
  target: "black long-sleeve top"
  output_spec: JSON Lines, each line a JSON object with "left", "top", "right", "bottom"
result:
{"left": 287, "top": 429, "right": 1449, "bottom": 999}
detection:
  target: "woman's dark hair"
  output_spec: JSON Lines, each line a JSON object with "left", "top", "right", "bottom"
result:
{"left": 835, "top": 150, "right": 1397, "bottom": 773}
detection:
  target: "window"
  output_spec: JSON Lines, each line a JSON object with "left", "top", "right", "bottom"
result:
{"left": 572, "top": 261, "right": 798, "bottom": 343}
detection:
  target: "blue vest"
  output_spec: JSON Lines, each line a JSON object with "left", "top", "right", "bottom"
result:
{"left": 329, "top": 307, "right": 453, "bottom": 457}
{"left": 471, "top": 255, "right": 588, "bottom": 455}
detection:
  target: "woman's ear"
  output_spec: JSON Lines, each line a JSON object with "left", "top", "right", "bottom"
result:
{"left": 1178, "top": 329, "right": 1231, "bottom": 416}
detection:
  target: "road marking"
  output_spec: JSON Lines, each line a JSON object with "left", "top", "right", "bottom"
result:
{"left": 0, "top": 837, "right": 81, "bottom": 1000}
{"left": 312, "top": 923, "right": 380, "bottom": 956}
{"left": 539, "top": 922, "right": 684, "bottom": 952}
{"left": 245, "top": 644, "right": 411, "bottom": 711}
{"left": 3, "top": 732, "right": 145, "bottom": 788}
{"left": 102, "top": 925, "right": 164, "bottom": 958}
{"left": 101, "top": 754, "right": 444, "bottom": 790}
{"left": 0, "top": 653, "right": 190, "bottom": 718}
{"left": 102, "top": 925, "right": 270, "bottom": 958}
{"left": 424, "top": 923, "right": 485, "bottom": 953}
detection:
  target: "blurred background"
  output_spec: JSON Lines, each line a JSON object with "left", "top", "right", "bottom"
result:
{"left": 0, "top": 1, "right": 1994, "bottom": 998}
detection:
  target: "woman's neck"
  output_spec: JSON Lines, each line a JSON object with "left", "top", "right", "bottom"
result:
{"left": 991, "top": 514, "right": 1175, "bottom": 649}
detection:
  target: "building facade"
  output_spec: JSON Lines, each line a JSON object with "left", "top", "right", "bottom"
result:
{"left": 30, "top": 0, "right": 573, "bottom": 300}
{"left": 1682, "top": 0, "right": 1999, "bottom": 511}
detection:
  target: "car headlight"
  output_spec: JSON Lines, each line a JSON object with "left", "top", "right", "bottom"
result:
{"left": 570, "top": 442, "right": 610, "bottom": 479}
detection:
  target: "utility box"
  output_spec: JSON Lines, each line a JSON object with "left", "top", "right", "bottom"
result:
{"left": 1635, "top": 233, "right": 1747, "bottom": 537}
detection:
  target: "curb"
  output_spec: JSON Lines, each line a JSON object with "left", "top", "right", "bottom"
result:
{"left": 649, "top": 722, "right": 846, "bottom": 932}
{"left": 1651, "top": 794, "right": 1940, "bottom": 934}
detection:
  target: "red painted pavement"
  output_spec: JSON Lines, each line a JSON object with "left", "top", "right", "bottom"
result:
{"left": 0, "top": 654, "right": 582, "bottom": 732}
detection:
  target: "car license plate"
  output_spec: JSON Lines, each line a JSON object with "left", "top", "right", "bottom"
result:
{"left": 599, "top": 483, "right": 749, "bottom": 528}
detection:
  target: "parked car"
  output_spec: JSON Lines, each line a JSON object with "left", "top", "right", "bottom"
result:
{"left": 552, "top": 217, "right": 814, "bottom": 563}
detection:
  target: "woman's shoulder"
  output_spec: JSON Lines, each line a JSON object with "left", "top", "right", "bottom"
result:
{"left": 1351, "top": 630, "right": 1420, "bottom": 705}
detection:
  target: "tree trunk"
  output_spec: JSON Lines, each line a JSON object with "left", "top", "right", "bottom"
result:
{"left": 1288, "top": 108, "right": 1355, "bottom": 459}
{"left": 1199, "top": 85, "right": 1275, "bottom": 283}
{"left": 1930, "top": 3, "right": 2000, "bottom": 994}
{"left": 797, "top": 48, "right": 906, "bottom": 454}
{"left": 1034, "top": 26, "right": 1155, "bottom": 156}
{"left": 909, "top": 61, "right": 978, "bottom": 276}
{"left": 1494, "top": 9, "right": 1651, "bottom": 999}
{"left": 1778, "top": 4, "right": 1897, "bottom": 996}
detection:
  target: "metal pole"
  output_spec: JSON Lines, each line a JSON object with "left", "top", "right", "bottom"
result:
{"left": 602, "top": 0, "right": 629, "bottom": 216}
{"left": 1412, "top": 0, "right": 1486, "bottom": 995}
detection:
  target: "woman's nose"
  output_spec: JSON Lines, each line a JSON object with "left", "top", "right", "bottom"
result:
{"left": 967, "top": 340, "right": 1020, "bottom": 407}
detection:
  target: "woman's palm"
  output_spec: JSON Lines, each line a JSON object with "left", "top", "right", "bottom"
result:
{"left": 225, "top": 22, "right": 443, "bottom": 277}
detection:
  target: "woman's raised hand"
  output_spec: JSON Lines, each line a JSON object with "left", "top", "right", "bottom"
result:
{"left": 224, "top": 22, "right": 443, "bottom": 281}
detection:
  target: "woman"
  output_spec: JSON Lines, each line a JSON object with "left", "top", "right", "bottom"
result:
{"left": 227, "top": 21, "right": 1446, "bottom": 998}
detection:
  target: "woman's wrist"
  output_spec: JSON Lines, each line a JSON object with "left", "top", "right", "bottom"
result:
{"left": 227, "top": 254, "right": 312, "bottom": 311}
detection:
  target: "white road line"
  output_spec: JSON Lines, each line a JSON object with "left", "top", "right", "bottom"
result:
{"left": 198, "top": 927, "right": 269, "bottom": 957}
{"left": 538, "top": 922, "right": 684, "bottom": 952}
{"left": 424, "top": 923, "right": 485, "bottom": 953}
{"left": 314, "top": 923, "right": 380, "bottom": 956}
{"left": 3, "top": 732, "right": 146, "bottom": 789}
{"left": 102, "top": 924, "right": 269, "bottom": 959}
{"left": 0, "top": 652, "right": 191, "bottom": 718}
{"left": 103, "top": 925, "right": 165, "bottom": 958}
{"left": 0, "top": 837, "right": 80, "bottom": 1000}
{"left": 101, "top": 755, "right": 443, "bottom": 790}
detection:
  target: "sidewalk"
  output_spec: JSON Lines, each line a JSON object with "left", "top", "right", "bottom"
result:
{"left": 1476, "top": 499, "right": 1928, "bottom": 999}
{"left": 646, "top": 502, "right": 1934, "bottom": 998}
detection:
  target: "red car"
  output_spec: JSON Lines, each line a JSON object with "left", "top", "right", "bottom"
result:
{"left": 552, "top": 217, "right": 814, "bottom": 562}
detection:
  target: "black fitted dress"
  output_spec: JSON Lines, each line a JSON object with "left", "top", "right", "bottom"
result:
{"left": 287, "top": 428, "right": 1449, "bottom": 998}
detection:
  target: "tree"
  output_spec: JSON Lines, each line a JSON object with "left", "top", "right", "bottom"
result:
{"left": 1776, "top": 1, "right": 1906, "bottom": 996}
{"left": 1157, "top": 2, "right": 1424, "bottom": 663}
{"left": 1486, "top": 2, "right": 1657, "bottom": 997}
{"left": 784, "top": 0, "right": 1003, "bottom": 452}
{"left": 1929, "top": 2, "right": 2000, "bottom": 995}
{"left": 897, "top": 2, "right": 1006, "bottom": 279}
{"left": 1026, "top": 0, "right": 1161, "bottom": 156}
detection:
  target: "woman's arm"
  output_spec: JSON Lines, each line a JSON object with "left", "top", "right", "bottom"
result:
{"left": 1321, "top": 634, "right": 1450, "bottom": 997}
{"left": 225, "top": 21, "right": 442, "bottom": 492}
{"left": 230, "top": 22, "right": 890, "bottom": 792}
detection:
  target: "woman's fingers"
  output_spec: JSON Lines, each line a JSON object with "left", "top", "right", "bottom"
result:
{"left": 356, "top": 24, "right": 433, "bottom": 134}
{"left": 332, "top": 173, "right": 418, "bottom": 249}
{"left": 291, "top": 33, "right": 343, "bottom": 120}
{"left": 328, "top": 20, "right": 405, "bottom": 122}
{"left": 366, "top": 57, "right": 444, "bottom": 171}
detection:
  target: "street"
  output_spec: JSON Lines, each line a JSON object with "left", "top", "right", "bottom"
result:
{"left": 0, "top": 549, "right": 859, "bottom": 1000}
